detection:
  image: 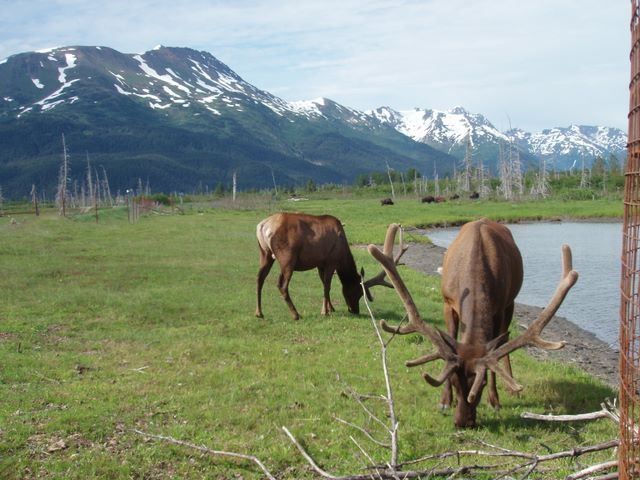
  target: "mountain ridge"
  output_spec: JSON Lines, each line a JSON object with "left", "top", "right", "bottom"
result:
{"left": 0, "top": 45, "right": 454, "bottom": 198}
{"left": 370, "top": 106, "right": 627, "bottom": 171}
{"left": 0, "top": 45, "right": 627, "bottom": 198}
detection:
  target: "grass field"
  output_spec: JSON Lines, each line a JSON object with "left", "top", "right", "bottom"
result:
{"left": 0, "top": 197, "right": 619, "bottom": 479}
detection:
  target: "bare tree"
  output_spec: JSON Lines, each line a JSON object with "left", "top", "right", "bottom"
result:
{"left": 101, "top": 166, "right": 113, "bottom": 207}
{"left": 511, "top": 146, "right": 524, "bottom": 196}
{"left": 55, "top": 134, "right": 70, "bottom": 217}
{"left": 459, "top": 136, "right": 473, "bottom": 192}
{"left": 30, "top": 184, "right": 39, "bottom": 216}
{"left": 580, "top": 158, "right": 590, "bottom": 189}
{"left": 94, "top": 168, "right": 102, "bottom": 206}
{"left": 385, "top": 162, "right": 396, "bottom": 200}
{"left": 232, "top": 171, "right": 237, "bottom": 203}
{"left": 531, "top": 158, "right": 551, "bottom": 198}
{"left": 270, "top": 165, "right": 278, "bottom": 197}
{"left": 498, "top": 142, "right": 513, "bottom": 200}
{"left": 433, "top": 161, "right": 440, "bottom": 196}
{"left": 476, "top": 155, "right": 491, "bottom": 198}
{"left": 86, "top": 155, "right": 94, "bottom": 209}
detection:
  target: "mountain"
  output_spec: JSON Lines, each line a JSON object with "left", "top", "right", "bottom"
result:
{"left": 508, "top": 125, "right": 627, "bottom": 169}
{"left": 0, "top": 45, "right": 454, "bottom": 198}
{"left": 370, "top": 106, "right": 627, "bottom": 172}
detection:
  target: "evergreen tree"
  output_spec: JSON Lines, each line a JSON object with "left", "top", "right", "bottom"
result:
{"left": 305, "top": 178, "right": 317, "bottom": 193}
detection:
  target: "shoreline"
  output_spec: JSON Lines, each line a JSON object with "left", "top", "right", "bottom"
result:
{"left": 399, "top": 240, "right": 619, "bottom": 388}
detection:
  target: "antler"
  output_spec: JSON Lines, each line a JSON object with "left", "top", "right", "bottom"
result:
{"left": 362, "top": 224, "right": 410, "bottom": 294}
{"left": 468, "top": 244, "right": 579, "bottom": 402}
{"left": 367, "top": 224, "right": 460, "bottom": 387}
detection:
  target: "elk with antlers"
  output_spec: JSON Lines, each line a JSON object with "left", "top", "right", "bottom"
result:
{"left": 256, "top": 213, "right": 406, "bottom": 320}
{"left": 368, "top": 219, "right": 578, "bottom": 427}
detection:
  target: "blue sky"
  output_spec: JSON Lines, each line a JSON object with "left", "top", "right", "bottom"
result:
{"left": 0, "top": 0, "right": 629, "bottom": 132}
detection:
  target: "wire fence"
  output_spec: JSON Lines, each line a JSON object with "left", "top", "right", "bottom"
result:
{"left": 620, "top": 2, "right": 640, "bottom": 477}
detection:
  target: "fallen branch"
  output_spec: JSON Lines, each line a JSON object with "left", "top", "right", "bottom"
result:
{"left": 522, "top": 399, "right": 620, "bottom": 425}
{"left": 566, "top": 460, "right": 618, "bottom": 480}
{"left": 131, "top": 429, "right": 276, "bottom": 480}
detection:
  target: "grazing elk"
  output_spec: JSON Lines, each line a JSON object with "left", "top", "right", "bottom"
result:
{"left": 380, "top": 198, "right": 394, "bottom": 206}
{"left": 256, "top": 213, "right": 406, "bottom": 320}
{"left": 368, "top": 219, "right": 578, "bottom": 427}
{"left": 435, "top": 196, "right": 447, "bottom": 203}
{"left": 469, "top": 191, "right": 480, "bottom": 199}
{"left": 421, "top": 195, "right": 435, "bottom": 204}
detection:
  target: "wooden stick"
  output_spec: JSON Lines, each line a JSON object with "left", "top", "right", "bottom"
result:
{"left": 281, "top": 426, "right": 339, "bottom": 479}
{"left": 333, "top": 416, "right": 391, "bottom": 449}
{"left": 566, "top": 460, "right": 618, "bottom": 480}
{"left": 131, "top": 429, "right": 276, "bottom": 480}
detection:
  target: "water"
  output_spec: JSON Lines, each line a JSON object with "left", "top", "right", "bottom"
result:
{"left": 426, "top": 222, "right": 622, "bottom": 347}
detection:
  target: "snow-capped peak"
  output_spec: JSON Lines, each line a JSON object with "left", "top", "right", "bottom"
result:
{"left": 374, "top": 106, "right": 509, "bottom": 148}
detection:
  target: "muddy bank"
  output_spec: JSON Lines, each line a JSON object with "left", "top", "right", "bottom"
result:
{"left": 399, "top": 240, "right": 619, "bottom": 389}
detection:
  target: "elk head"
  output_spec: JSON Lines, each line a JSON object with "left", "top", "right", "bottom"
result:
{"left": 368, "top": 224, "right": 578, "bottom": 428}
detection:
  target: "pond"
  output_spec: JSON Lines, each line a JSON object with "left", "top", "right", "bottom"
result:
{"left": 425, "top": 222, "right": 622, "bottom": 348}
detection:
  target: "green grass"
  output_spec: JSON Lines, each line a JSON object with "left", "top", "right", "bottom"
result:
{"left": 0, "top": 199, "right": 618, "bottom": 479}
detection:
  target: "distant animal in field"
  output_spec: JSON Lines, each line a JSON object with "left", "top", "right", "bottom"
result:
{"left": 368, "top": 219, "right": 578, "bottom": 427}
{"left": 421, "top": 195, "right": 435, "bottom": 203}
{"left": 255, "top": 213, "right": 406, "bottom": 320}
{"left": 435, "top": 196, "right": 446, "bottom": 203}
{"left": 450, "top": 194, "right": 460, "bottom": 200}
{"left": 469, "top": 191, "right": 480, "bottom": 199}
{"left": 380, "top": 198, "right": 394, "bottom": 206}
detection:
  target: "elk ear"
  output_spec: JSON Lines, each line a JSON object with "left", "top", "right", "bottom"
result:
{"left": 360, "top": 268, "right": 374, "bottom": 301}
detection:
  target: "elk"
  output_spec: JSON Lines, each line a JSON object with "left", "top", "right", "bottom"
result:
{"left": 368, "top": 219, "right": 578, "bottom": 427}
{"left": 256, "top": 213, "right": 406, "bottom": 320}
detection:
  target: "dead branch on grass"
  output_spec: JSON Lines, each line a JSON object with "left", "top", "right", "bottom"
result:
{"left": 131, "top": 429, "right": 276, "bottom": 480}
{"left": 522, "top": 399, "right": 620, "bottom": 425}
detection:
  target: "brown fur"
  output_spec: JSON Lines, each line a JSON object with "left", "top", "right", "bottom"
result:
{"left": 440, "top": 218, "right": 523, "bottom": 427}
{"left": 255, "top": 213, "right": 363, "bottom": 320}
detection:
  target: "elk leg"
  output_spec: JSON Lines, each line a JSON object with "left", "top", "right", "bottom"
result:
{"left": 255, "top": 248, "right": 275, "bottom": 318}
{"left": 318, "top": 267, "right": 335, "bottom": 315}
{"left": 487, "top": 321, "right": 502, "bottom": 409}
{"left": 500, "top": 303, "right": 517, "bottom": 395}
{"left": 278, "top": 267, "right": 300, "bottom": 320}
{"left": 488, "top": 305, "right": 516, "bottom": 409}
{"left": 440, "top": 303, "right": 459, "bottom": 409}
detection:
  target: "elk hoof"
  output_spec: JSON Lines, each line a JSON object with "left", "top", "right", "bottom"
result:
{"left": 439, "top": 403, "right": 450, "bottom": 411}
{"left": 255, "top": 311, "right": 264, "bottom": 318}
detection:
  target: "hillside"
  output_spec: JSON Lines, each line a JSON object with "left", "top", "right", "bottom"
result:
{"left": 0, "top": 46, "right": 454, "bottom": 198}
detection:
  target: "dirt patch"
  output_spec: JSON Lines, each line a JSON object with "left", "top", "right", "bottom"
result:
{"left": 399, "top": 239, "right": 619, "bottom": 389}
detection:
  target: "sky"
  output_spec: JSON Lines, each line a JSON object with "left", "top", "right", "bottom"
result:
{"left": 0, "top": 0, "right": 630, "bottom": 132}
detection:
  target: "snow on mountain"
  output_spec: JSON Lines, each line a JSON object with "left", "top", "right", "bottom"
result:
{"left": 0, "top": 45, "right": 626, "bottom": 173}
{"left": 0, "top": 46, "right": 287, "bottom": 120}
{"left": 513, "top": 125, "right": 627, "bottom": 158}
{"left": 372, "top": 106, "right": 626, "bottom": 169}
{"left": 371, "top": 106, "right": 510, "bottom": 149}
{"left": 1, "top": 46, "right": 379, "bottom": 126}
